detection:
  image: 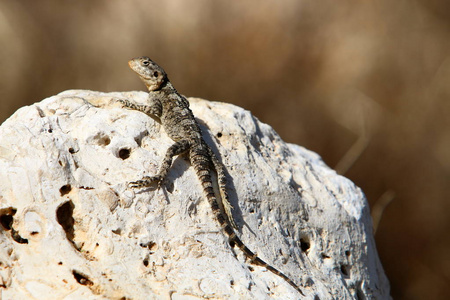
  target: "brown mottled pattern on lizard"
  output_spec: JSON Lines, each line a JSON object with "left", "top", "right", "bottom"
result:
{"left": 120, "top": 56, "right": 304, "bottom": 296}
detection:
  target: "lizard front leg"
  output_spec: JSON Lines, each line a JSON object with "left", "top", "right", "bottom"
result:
{"left": 118, "top": 97, "right": 162, "bottom": 118}
{"left": 129, "top": 139, "right": 191, "bottom": 188}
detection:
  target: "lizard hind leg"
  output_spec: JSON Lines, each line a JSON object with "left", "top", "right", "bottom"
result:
{"left": 128, "top": 175, "right": 162, "bottom": 188}
{"left": 128, "top": 139, "right": 191, "bottom": 189}
{"left": 208, "top": 148, "right": 237, "bottom": 229}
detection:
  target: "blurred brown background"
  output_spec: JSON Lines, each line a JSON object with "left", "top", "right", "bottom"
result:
{"left": 1, "top": 1, "right": 449, "bottom": 299}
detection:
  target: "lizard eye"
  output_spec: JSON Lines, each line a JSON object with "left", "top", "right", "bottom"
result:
{"left": 153, "top": 71, "right": 159, "bottom": 77}
{"left": 142, "top": 60, "right": 150, "bottom": 66}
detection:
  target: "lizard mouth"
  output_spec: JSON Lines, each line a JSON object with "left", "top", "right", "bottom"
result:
{"left": 128, "top": 60, "right": 151, "bottom": 79}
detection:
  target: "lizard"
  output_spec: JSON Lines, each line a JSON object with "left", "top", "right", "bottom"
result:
{"left": 119, "top": 56, "right": 304, "bottom": 296}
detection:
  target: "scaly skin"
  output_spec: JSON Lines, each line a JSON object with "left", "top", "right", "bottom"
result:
{"left": 121, "top": 56, "right": 304, "bottom": 296}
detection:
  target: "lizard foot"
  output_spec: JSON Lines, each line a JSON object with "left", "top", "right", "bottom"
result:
{"left": 128, "top": 175, "right": 163, "bottom": 189}
{"left": 223, "top": 201, "right": 238, "bottom": 229}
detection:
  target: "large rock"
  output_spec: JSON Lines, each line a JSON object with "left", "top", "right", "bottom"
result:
{"left": 0, "top": 90, "right": 390, "bottom": 299}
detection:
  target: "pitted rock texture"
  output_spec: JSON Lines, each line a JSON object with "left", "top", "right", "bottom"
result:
{"left": 0, "top": 90, "right": 390, "bottom": 299}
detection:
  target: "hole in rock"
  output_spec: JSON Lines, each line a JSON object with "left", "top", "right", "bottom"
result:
{"left": 0, "top": 208, "right": 17, "bottom": 230}
{"left": 0, "top": 208, "right": 28, "bottom": 244}
{"left": 97, "top": 134, "right": 111, "bottom": 146}
{"left": 79, "top": 186, "right": 94, "bottom": 190}
{"left": 72, "top": 270, "right": 93, "bottom": 286}
{"left": 340, "top": 264, "right": 351, "bottom": 278}
{"left": 56, "top": 201, "right": 75, "bottom": 242}
{"left": 143, "top": 259, "right": 149, "bottom": 267}
{"left": 59, "top": 184, "right": 72, "bottom": 196}
{"left": 149, "top": 242, "right": 157, "bottom": 254}
{"left": 11, "top": 228, "right": 28, "bottom": 244}
{"left": 112, "top": 228, "right": 122, "bottom": 235}
{"left": 300, "top": 237, "right": 310, "bottom": 252}
{"left": 0, "top": 214, "right": 13, "bottom": 231}
{"left": 139, "top": 241, "right": 156, "bottom": 250}
{"left": 118, "top": 148, "right": 131, "bottom": 160}
{"left": 134, "top": 136, "right": 142, "bottom": 147}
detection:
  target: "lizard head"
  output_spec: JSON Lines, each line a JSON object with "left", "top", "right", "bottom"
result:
{"left": 128, "top": 56, "right": 167, "bottom": 91}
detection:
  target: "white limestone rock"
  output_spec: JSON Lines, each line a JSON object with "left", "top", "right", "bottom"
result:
{"left": 0, "top": 90, "right": 390, "bottom": 299}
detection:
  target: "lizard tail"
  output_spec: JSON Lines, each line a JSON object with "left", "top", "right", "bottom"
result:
{"left": 228, "top": 230, "right": 305, "bottom": 296}
{"left": 192, "top": 158, "right": 304, "bottom": 296}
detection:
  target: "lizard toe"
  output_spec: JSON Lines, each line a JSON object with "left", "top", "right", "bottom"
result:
{"left": 128, "top": 175, "right": 163, "bottom": 189}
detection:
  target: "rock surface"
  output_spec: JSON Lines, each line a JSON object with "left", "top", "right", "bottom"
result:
{"left": 0, "top": 90, "right": 390, "bottom": 299}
